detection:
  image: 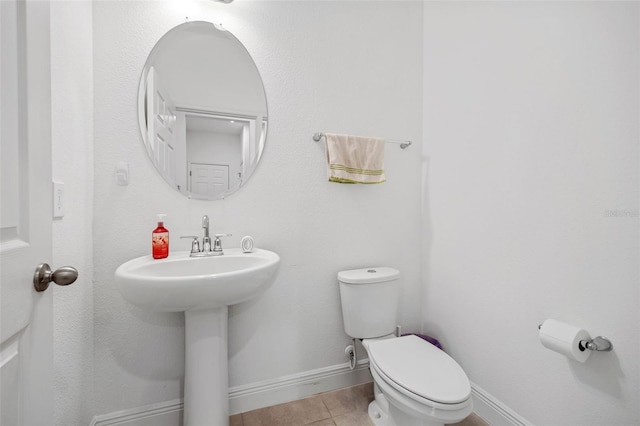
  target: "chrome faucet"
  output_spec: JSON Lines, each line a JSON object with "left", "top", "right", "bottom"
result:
{"left": 202, "top": 215, "right": 211, "bottom": 252}
{"left": 181, "top": 215, "right": 231, "bottom": 257}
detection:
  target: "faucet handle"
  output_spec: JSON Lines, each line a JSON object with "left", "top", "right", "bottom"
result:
{"left": 212, "top": 233, "right": 232, "bottom": 254}
{"left": 180, "top": 235, "right": 200, "bottom": 254}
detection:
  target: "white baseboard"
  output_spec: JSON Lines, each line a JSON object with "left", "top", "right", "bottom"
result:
{"left": 89, "top": 366, "right": 532, "bottom": 426}
{"left": 471, "top": 381, "right": 533, "bottom": 426}
{"left": 89, "top": 398, "right": 183, "bottom": 426}
{"left": 229, "top": 358, "right": 372, "bottom": 415}
{"left": 88, "top": 360, "right": 372, "bottom": 426}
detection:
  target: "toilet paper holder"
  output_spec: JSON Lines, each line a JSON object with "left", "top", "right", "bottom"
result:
{"left": 537, "top": 324, "right": 613, "bottom": 352}
{"left": 578, "top": 336, "right": 613, "bottom": 352}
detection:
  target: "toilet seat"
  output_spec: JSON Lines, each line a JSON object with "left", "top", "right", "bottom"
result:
{"left": 366, "top": 335, "right": 471, "bottom": 406}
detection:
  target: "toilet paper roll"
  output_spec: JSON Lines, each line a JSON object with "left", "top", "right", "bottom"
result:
{"left": 539, "top": 319, "right": 591, "bottom": 363}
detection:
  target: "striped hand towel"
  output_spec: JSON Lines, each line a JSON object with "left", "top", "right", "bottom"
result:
{"left": 325, "top": 133, "right": 386, "bottom": 184}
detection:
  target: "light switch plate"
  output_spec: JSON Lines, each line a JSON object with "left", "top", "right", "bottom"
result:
{"left": 115, "top": 161, "right": 129, "bottom": 186}
{"left": 53, "top": 181, "right": 64, "bottom": 218}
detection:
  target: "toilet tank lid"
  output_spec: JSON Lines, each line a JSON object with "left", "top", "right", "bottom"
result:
{"left": 338, "top": 267, "right": 400, "bottom": 284}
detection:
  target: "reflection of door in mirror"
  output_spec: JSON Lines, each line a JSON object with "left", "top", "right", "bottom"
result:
{"left": 189, "top": 163, "right": 229, "bottom": 197}
{"left": 145, "top": 67, "right": 177, "bottom": 187}
{"left": 180, "top": 113, "right": 253, "bottom": 197}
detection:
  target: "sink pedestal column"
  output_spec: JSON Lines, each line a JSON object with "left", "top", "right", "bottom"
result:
{"left": 184, "top": 306, "right": 229, "bottom": 426}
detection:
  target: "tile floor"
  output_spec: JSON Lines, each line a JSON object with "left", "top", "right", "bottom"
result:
{"left": 230, "top": 382, "right": 489, "bottom": 426}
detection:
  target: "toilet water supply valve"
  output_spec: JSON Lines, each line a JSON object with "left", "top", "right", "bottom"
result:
{"left": 345, "top": 341, "right": 356, "bottom": 370}
{"left": 344, "top": 325, "right": 402, "bottom": 370}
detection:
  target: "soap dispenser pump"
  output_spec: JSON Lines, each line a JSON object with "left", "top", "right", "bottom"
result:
{"left": 152, "top": 214, "right": 169, "bottom": 259}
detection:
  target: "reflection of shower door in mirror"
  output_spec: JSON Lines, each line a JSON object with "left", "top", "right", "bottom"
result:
{"left": 189, "top": 163, "right": 229, "bottom": 198}
{"left": 146, "top": 67, "right": 177, "bottom": 186}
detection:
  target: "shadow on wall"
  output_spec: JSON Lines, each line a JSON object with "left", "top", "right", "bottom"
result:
{"left": 108, "top": 303, "right": 185, "bottom": 381}
{"left": 228, "top": 295, "right": 263, "bottom": 357}
{"left": 570, "top": 351, "right": 624, "bottom": 399}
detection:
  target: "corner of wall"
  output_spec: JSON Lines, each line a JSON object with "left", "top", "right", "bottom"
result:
{"left": 51, "top": 1, "right": 95, "bottom": 424}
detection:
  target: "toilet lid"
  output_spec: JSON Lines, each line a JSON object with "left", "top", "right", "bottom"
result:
{"left": 367, "top": 335, "right": 471, "bottom": 404}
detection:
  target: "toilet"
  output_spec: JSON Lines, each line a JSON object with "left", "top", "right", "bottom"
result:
{"left": 338, "top": 267, "right": 473, "bottom": 426}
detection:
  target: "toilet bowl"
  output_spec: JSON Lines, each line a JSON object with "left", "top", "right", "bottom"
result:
{"left": 364, "top": 335, "right": 472, "bottom": 426}
{"left": 337, "top": 267, "right": 473, "bottom": 426}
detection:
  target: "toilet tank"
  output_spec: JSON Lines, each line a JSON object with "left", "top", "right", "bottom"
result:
{"left": 338, "top": 267, "right": 400, "bottom": 339}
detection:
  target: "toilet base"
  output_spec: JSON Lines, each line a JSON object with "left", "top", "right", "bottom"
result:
{"left": 368, "top": 390, "right": 444, "bottom": 426}
{"left": 368, "top": 400, "right": 392, "bottom": 426}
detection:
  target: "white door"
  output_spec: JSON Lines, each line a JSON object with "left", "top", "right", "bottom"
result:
{"left": 146, "top": 66, "right": 177, "bottom": 186}
{"left": 189, "top": 163, "right": 229, "bottom": 198}
{"left": 1, "top": 1, "right": 56, "bottom": 424}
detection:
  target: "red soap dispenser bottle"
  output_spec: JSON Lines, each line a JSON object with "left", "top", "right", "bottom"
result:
{"left": 152, "top": 214, "right": 169, "bottom": 259}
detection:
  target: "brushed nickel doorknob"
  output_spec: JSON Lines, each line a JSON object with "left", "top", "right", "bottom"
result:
{"left": 33, "top": 263, "right": 78, "bottom": 292}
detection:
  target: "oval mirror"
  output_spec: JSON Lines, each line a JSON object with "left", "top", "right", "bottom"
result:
{"left": 138, "top": 21, "right": 268, "bottom": 200}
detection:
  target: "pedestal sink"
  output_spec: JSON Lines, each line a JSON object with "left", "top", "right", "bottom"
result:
{"left": 115, "top": 248, "right": 280, "bottom": 426}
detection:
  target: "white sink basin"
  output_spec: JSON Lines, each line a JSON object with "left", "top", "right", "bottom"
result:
{"left": 115, "top": 247, "right": 280, "bottom": 425}
{"left": 115, "top": 248, "right": 280, "bottom": 311}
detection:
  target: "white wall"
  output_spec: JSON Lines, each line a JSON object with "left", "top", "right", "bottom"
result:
{"left": 51, "top": 2, "right": 94, "bottom": 425}
{"left": 422, "top": 2, "right": 639, "bottom": 425}
{"left": 92, "top": 0, "right": 422, "bottom": 417}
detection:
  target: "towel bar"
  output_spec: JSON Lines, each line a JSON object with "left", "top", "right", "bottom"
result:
{"left": 313, "top": 132, "right": 412, "bottom": 149}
